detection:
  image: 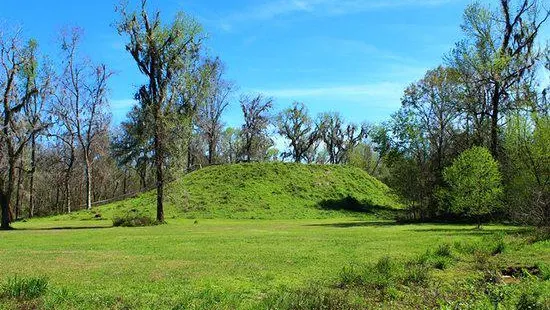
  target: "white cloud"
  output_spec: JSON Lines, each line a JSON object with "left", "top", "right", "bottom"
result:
{"left": 252, "top": 81, "right": 406, "bottom": 109}
{"left": 219, "top": 0, "right": 458, "bottom": 29}
{"left": 110, "top": 99, "right": 137, "bottom": 109}
{"left": 110, "top": 99, "right": 137, "bottom": 121}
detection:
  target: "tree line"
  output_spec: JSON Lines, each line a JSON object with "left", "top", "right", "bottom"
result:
{"left": 1, "top": 0, "right": 549, "bottom": 229}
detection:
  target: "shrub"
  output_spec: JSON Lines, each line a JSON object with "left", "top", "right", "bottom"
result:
{"left": 443, "top": 146, "right": 503, "bottom": 228}
{"left": 112, "top": 210, "right": 157, "bottom": 227}
{"left": 484, "top": 283, "right": 509, "bottom": 310}
{"left": 1, "top": 276, "right": 48, "bottom": 300}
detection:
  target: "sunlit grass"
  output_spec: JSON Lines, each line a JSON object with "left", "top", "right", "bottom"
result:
{"left": 1, "top": 218, "right": 547, "bottom": 309}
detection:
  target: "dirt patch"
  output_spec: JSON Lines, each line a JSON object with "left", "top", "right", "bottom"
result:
{"left": 501, "top": 266, "right": 540, "bottom": 277}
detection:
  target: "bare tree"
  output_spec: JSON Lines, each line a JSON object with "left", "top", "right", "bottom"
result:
{"left": 401, "top": 66, "right": 461, "bottom": 174}
{"left": 240, "top": 94, "right": 273, "bottom": 162}
{"left": 24, "top": 55, "right": 53, "bottom": 217}
{"left": 55, "top": 28, "right": 111, "bottom": 211}
{"left": 276, "top": 102, "right": 318, "bottom": 163}
{"left": 318, "top": 112, "right": 367, "bottom": 164}
{"left": 197, "top": 58, "right": 234, "bottom": 165}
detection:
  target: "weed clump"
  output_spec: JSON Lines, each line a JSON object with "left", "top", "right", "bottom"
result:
{"left": 435, "top": 243, "right": 453, "bottom": 258}
{"left": 516, "top": 285, "right": 544, "bottom": 310}
{"left": 1, "top": 276, "right": 48, "bottom": 300}
{"left": 261, "top": 285, "right": 359, "bottom": 310}
{"left": 112, "top": 209, "right": 158, "bottom": 227}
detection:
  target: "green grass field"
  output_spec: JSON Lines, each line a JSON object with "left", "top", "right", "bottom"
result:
{"left": 0, "top": 163, "right": 548, "bottom": 309}
{"left": 1, "top": 218, "right": 548, "bottom": 309}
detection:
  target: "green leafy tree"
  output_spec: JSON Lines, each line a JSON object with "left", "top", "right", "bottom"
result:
{"left": 504, "top": 112, "right": 549, "bottom": 226}
{"left": 117, "top": 0, "right": 204, "bottom": 222}
{"left": 448, "top": 0, "right": 549, "bottom": 157}
{"left": 443, "top": 146, "right": 503, "bottom": 227}
{"left": 347, "top": 143, "right": 388, "bottom": 179}
{"left": 112, "top": 105, "right": 153, "bottom": 191}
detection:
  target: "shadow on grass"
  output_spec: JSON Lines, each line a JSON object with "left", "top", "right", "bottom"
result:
{"left": 316, "top": 195, "right": 400, "bottom": 215}
{"left": 409, "top": 227, "right": 531, "bottom": 235}
{"left": 305, "top": 221, "right": 398, "bottom": 228}
{"left": 16, "top": 225, "right": 113, "bottom": 231}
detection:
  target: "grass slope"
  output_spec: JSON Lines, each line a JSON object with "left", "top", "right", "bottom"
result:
{"left": 56, "top": 163, "right": 401, "bottom": 221}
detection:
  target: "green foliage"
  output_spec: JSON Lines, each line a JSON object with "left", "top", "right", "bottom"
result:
{"left": 261, "top": 286, "right": 359, "bottom": 310}
{"left": 443, "top": 146, "right": 503, "bottom": 223}
{"left": 1, "top": 276, "right": 48, "bottom": 300}
{"left": 535, "top": 262, "right": 550, "bottom": 281}
{"left": 492, "top": 234, "right": 507, "bottom": 255}
{"left": 516, "top": 285, "right": 544, "bottom": 310}
{"left": 403, "top": 262, "right": 430, "bottom": 285}
{"left": 435, "top": 243, "right": 453, "bottom": 258}
{"left": 112, "top": 209, "right": 157, "bottom": 227}
{"left": 347, "top": 142, "right": 388, "bottom": 179}
{"left": 504, "top": 113, "right": 550, "bottom": 226}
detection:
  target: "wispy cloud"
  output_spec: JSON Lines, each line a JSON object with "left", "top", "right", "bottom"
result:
{"left": 111, "top": 99, "right": 137, "bottom": 109}
{"left": 252, "top": 81, "right": 406, "bottom": 109}
{"left": 218, "top": 0, "right": 456, "bottom": 30}
{"left": 311, "top": 37, "right": 414, "bottom": 63}
{"left": 110, "top": 99, "right": 137, "bottom": 121}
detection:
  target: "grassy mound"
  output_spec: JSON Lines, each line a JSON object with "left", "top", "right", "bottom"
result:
{"left": 56, "top": 163, "right": 402, "bottom": 220}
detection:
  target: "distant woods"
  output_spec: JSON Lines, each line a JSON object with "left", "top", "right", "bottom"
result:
{"left": 1, "top": 0, "right": 549, "bottom": 228}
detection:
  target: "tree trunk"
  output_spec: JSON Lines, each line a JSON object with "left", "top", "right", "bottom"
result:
{"left": 490, "top": 84, "right": 500, "bottom": 158}
{"left": 0, "top": 191, "right": 9, "bottom": 230}
{"left": 65, "top": 169, "right": 72, "bottom": 213}
{"left": 15, "top": 159, "right": 24, "bottom": 219}
{"left": 1, "top": 159, "right": 16, "bottom": 230}
{"left": 54, "top": 185, "right": 60, "bottom": 214}
{"left": 154, "top": 101, "right": 165, "bottom": 223}
{"left": 187, "top": 140, "right": 195, "bottom": 170}
{"left": 208, "top": 140, "right": 215, "bottom": 165}
{"left": 139, "top": 164, "right": 147, "bottom": 191}
{"left": 122, "top": 171, "right": 128, "bottom": 195}
{"left": 84, "top": 154, "right": 92, "bottom": 210}
{"left": 29, "top": 132, "right": 37, "bottom": 218}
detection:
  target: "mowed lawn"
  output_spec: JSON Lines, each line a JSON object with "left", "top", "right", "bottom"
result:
{"left": 1, "top": 218, "right": 546, "bottom": 308}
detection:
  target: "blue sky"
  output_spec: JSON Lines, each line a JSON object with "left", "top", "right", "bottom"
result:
{"left": 2, "top": 0, "right": 548, "bottom": 128}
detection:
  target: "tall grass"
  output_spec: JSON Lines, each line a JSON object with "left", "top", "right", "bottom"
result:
{"left": 1, "top": 276, "right": 48, "bottom": 300}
